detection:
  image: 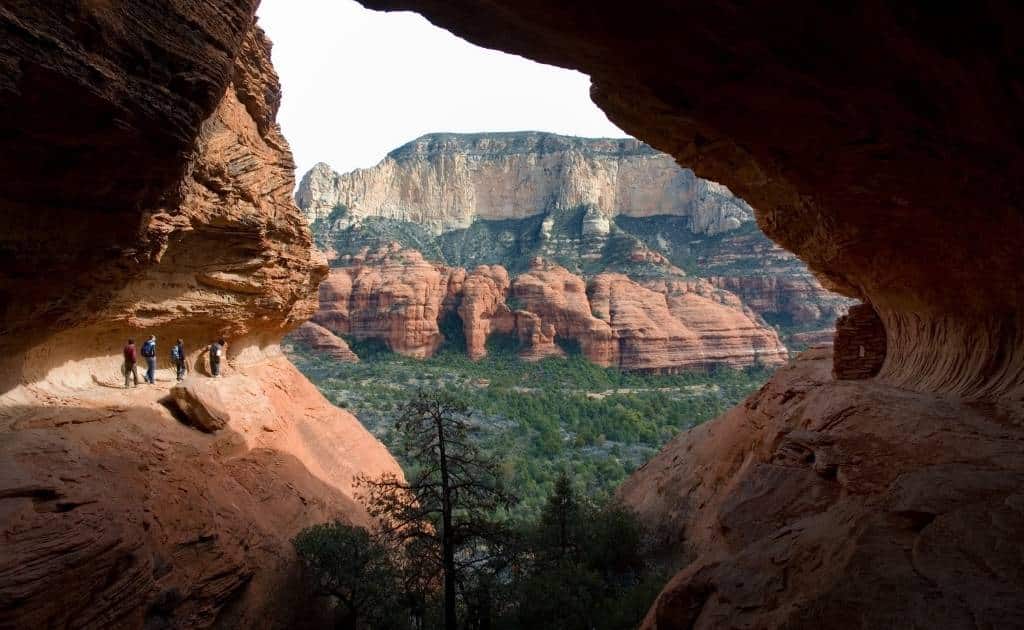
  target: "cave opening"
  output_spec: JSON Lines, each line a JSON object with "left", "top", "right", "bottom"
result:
{"left": 3, "top": 0, "right": 1021, "bottom": 627}
{"left": 257, "top": 1, "right": 855, "bottom": 626}
{"left": 259, "top": 0, "right": 850, "bottom": 504}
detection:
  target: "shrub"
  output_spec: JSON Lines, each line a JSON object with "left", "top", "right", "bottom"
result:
{"left": 292, "top": 522, "right": 405, "bottom": 629}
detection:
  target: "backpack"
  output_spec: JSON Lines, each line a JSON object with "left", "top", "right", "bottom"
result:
{"left": 171, "top": 345, "right": 182, "bottom": 361}
{"left": 142, "top": 340, "right": 156, "bottom": 358}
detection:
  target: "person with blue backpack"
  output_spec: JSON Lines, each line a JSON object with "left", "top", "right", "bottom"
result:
{"left": 171, "top": 339, "right": 186, "bottom": 381}
{"left": 141, "top": 335, "right": 157, "bottom": 384}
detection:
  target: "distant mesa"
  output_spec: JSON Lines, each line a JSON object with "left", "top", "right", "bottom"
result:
{"left": 293, "top": 132, "right": 853, "bottom": 366}
{"left": 296, "top": 131, "right": 754, "bottom": 236}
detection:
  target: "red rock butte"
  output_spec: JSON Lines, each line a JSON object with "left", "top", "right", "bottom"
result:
{"left": 311, "top": 246, "right": 789, "bottom": 371}
{"left": 0, "top": 1, "right": 1022, "bottom": 628}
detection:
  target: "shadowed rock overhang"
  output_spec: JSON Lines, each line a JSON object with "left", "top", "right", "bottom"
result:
{"left": 358, "top": 0, "right": 1024, "bottom": 398}
{"left": 1, "top": 1, "right": 1022, "bottom": 628}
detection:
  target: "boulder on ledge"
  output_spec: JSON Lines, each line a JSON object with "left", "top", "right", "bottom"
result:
{"left": 169, "top": 378, "right": 232, "bottom": 432}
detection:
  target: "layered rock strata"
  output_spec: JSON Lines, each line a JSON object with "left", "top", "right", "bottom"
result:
{"left": 315, "top": 245, "right": 456, "bottom": 358}
{"left": 312, "top": 247, "right": 788, "bottom": 371}
{"left": 619, "top": 347, "right": 1024, "bottom": 628}
{"left": 300, "top": 134, "right": 854, "bottom": 347}
{"left": 508, "top": 259, "right": 617, "bottom": 364}
{"left": 0, "top": 8, "right": 400, "bottom": 627}
{"left": 515, "top": 261, "right": 790, "bottom": 371}
{"left": 787, "top": 329, "right": 836, "bottom": 348}
{"left": 0, "top": 353, "right": 398, "bottom": 628}
{"left": 2, "top": 24, "right": 326, "bottom": 391}
{"left": 709, "top": 275, "right": 848, "bottom": 328}
{"left": 457, "top": 265, "right": 515, "bottom": 360}
{"left": 0, "top": 1, "right": 262, "bottom": 370}
{"left": 297, "top": 133, "right": 753, "bottom": 235}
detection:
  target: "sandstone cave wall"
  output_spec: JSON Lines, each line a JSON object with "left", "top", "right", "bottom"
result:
{"left": 1, "top": 1, "right": 254, "bottom": 374}
{"left": 0, "top": 4, "right": 402, "bottom": 626}
{"left": 0, "top": 7, "right": 324, "bottom": 393}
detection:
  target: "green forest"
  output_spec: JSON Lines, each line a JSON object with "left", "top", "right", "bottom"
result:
{"left": 288, "top": 335, "right": 772, "bottom": 517}
{"left": 293, "top": 390, "right": 675, "bottom": 629}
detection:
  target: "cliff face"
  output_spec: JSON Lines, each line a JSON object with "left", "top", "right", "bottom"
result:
{"left": 296, "top": 132, "right": 753, "bottom": 235}
{"left": 310, "top": 247, "right": 788, "bottom": 372}
{"left": 300, "top": 134, "right": 853, "bottom": 348}
{"left": 2, "top": 23, "right": 325, "bottom": 391}
{"left": 0, "top": 8, "right": 400, "bottom": 627}
{"left": 0, "top": 2, "right": 259, "bottom": 371}
{"left": 457, "top": 265, "right": 515, "bottom": 360}
{"left": 710, "top": 276, "right": 836, "bottom": 325}
{"left": 354, "top": 1, "right": 1024, "bottom": 627}
{"left": 289, "top": 321, "right": 360, "bottom": 363}
{"left": 619, "top": 348, "right": 1024, "bottom": 629}
{"left": 320, "top": 245, "right": 458, "bottom": 358}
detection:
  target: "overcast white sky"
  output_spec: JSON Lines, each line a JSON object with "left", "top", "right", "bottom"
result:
{"left": 256, "top": 0, "right": 627, "bottom": 179}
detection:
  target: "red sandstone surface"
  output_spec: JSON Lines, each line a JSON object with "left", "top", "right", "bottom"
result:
{"left": 0, "top": 354, "right": 399, "bottom": 627}
{"left": 619, "top": 347, "right": 1024, "bottom": 628}
{"left": 312, "top": 245, "right": 458, "bottom": 358}
{"left": 2, "top": 1, "right": 1022, "bottom": 627}
{"left": 458, "top": 265, "right": 515, "bottom": 360}
{"left": 0, "top": 7, "right": 400, "bottom": 625}
{"left": 709, "top": 275, "right": 847, "bottom": 327}
{"left": 289, "top": 321, "right": 360, "bottom": 363}
{"left": 311, "top": 248, "right": 787, "bottom": 371}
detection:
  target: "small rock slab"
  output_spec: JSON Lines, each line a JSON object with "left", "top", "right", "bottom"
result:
{"left": 169, "top": 378, "right": 231, "bottom": 432}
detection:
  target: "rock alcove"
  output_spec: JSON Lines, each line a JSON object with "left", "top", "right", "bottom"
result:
{"left": 1, "top": 1, "right": 1022, "bottom": 628}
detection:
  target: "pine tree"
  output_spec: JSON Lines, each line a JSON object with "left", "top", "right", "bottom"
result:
{"left": 356, "top": 389, "right": 515, "bottom": 630}
{"left": 536, "top": 471, "right": 582, "bottom": 562}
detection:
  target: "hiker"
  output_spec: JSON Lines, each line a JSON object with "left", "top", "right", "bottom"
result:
{"left": 171, "top": 338, "right": 186, "bottom": 381}
{"left": 122, "top": 338, "right": 139, "bottom": 388}
{"left": 209, "top": 338, "right": 225, "bottom": 377}
{"left": 141, "top": 334, "right": 157, "bottom": 384}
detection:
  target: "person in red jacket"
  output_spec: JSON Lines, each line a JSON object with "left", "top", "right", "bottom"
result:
{"left": 123, "top": 339, "right": 139, "bottom": 388}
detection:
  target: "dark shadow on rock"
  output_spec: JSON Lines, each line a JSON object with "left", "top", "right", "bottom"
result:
{"left": 0, "top": 402, "right": 366, "bottom": 628}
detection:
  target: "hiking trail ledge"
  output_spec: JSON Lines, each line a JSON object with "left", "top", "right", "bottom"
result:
{"left": 0, "top": 9, "right": 399, "bottom": 627}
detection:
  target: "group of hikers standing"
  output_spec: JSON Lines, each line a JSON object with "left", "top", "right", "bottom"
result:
{"left": 122, "top": 336, "right": 226, "bottom": 388}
